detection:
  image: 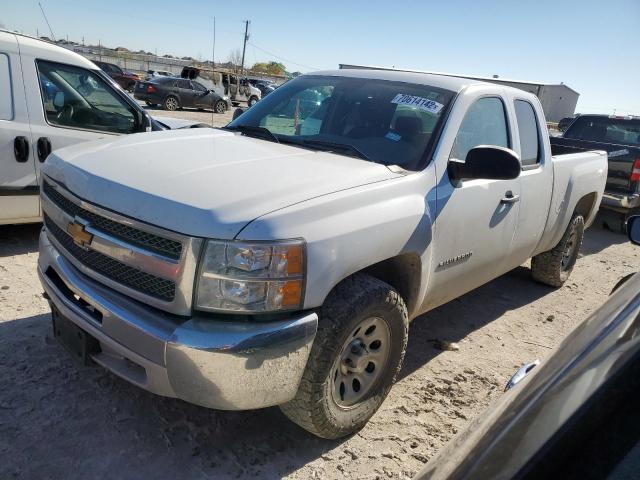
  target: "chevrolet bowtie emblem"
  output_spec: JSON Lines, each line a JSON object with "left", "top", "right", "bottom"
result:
{"left": 67, "top": 220, "right": 93, "bottom": 248}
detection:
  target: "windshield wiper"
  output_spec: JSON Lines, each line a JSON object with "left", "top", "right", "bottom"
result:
{"left": 300, "top": 139, "right": 371, "bottom": 161}
{"left": 223, "top": 125, "right": 279, "bottom": 143}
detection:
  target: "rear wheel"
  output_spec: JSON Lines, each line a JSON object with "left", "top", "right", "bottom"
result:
{"left": 531, "top": 214, "right": 584, "bottom": 287}
{"left": 145, "top": 101, "right": 157, "bottom": 107}
{"left": 214, "top": 99, "right": 227, "bottom": 114}
{"left": 248, "top": 96, "right": 259, "bottom": 107}
{"left": 280, "top": 274, "right": 408, "bottom": 439}
{"left": 163, "top": 96, "right": 179, "bottom": 111}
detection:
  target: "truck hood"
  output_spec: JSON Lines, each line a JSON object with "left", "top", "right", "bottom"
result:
{"left": 151, "top": 116, "right": 207, "bottom": 130}
{"left": 43, "top": 129, "right": 400, "bottom": 239}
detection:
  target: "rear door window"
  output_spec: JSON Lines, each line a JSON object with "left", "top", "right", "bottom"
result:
{"left": 0, "top": 53, "right": 13, "bottom": 120}
{"left": 177, "top": 79, "right": 192, "bottom": 90}
{"left": 450, "top": 97, "right": 509, "bottom": 160}
{"left": 514, "top": 100, "right": 540, "bottom": 167}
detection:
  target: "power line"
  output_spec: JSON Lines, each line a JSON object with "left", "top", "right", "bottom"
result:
{"left": 248, "top": 42, "right": 320, "bottom": 71}
{"left": 38, "top": 2, "right": 56, "bottom": 40}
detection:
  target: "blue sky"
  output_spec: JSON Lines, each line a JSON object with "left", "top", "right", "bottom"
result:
{"left": 3, "top": 0, "right": 639, "bottom": 114}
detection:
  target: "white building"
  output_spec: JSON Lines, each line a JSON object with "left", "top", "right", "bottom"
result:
{"left": 339, "top": 64, "right": 579, "bottom": 122}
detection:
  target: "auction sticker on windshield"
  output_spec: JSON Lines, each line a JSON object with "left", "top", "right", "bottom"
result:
{"left": 391, "top": 94, "right": 444, "bottom": 114}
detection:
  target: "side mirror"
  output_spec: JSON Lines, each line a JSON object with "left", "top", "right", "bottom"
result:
{"left": 628, "top": 216, "right": 640, "bottom": 246}
{"left": 232, "top": 107, "right": 246, "bottom": 121}
{"left": 449, "top": 145, "right": 521, "bottom": 182}
{"left": 53, "top": 91, "right": 65, "bottom": 108}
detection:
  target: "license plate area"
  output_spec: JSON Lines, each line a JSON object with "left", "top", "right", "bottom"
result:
{"left": 52, "top": 306, "right": 100, "bottom": 365}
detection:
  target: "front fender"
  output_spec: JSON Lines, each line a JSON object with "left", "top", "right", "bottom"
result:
{"left": 236, "top": 172, "right": 435, "bottom": 312}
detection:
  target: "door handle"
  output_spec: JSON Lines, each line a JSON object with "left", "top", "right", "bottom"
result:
{"left": 37, "top": 137, "right": 52, "bottom": 162}
{"left": 501, "top": 191, "right": 520, "bottom": 204}
{"left": 14, "top": 136, "right": 29, "bottom": 163}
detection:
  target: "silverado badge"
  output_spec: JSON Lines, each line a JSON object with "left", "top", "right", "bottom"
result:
{"left": 67, "top": 220, "right": 93, "bottom": 249}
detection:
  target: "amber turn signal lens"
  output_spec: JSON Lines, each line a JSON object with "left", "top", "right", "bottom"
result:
{"left": 281, "top": 280, "right": 302, "bottom": 307}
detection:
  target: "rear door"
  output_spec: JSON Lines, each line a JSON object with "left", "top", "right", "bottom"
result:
{"left": 508, "top": 96, "right": 554, "bottom": 263}
{"left": 0, "top": 33, "right": 40, "bottom": 224}
{"left": 176, "top": 79, "right": 196, "bottom": 107}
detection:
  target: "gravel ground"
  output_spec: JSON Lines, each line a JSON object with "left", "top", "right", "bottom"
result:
{"left": 1, "top": 214, "right": 637, "bottom": 480}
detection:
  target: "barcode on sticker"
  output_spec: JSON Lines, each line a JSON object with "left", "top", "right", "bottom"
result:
{"left": 391, "top": 94, "right": 443, "bottom": 114}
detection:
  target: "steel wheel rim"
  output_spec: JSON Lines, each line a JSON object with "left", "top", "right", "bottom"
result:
{"left": 165, "top": 98, "right": 178, "bottom": 110}
{"left": 561, "top": 229, "right": 577, "bottom": 270}
{"left": 330, "top": 316, "right": 391, "bottom": 408}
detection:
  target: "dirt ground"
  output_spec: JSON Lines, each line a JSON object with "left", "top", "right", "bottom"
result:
{"left": 142, "top": 101, "right": 236, "bottom": 127}
{"left": 0, "top": 213, "right": 637, "bottom": 480}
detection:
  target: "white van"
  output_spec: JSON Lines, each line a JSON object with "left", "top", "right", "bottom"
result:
{"left": 0, "top": 31, "right": 200, "bottom": 225}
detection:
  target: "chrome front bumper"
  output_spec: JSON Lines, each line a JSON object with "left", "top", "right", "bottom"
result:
{"left": 38, "top": 230, "right": 318, "bottom": 410}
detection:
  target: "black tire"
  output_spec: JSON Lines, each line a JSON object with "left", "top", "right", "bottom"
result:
{"left": 280, "top": 273, "right": 408, "bottom": 439}
{"left": 531, "top": 214, "right": 584, "bottom": 287}
{"left": 248, "top": 96, "right": 259, "bottom": 107}
{"left": 145, "top": 101, "right": 157, "bottom": 107}
{"left": 214, "top": 99, "right": 227, "bottom": 114}
{"left": 163, "top": 96, "right": 179, "bottom": 111}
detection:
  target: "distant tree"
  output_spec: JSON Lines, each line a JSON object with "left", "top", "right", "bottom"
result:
{"left": 251, "top": 61, "right": 286, "bottom": 76}
{"left": 228, "top": 48, "right": 243, "bottom": 72}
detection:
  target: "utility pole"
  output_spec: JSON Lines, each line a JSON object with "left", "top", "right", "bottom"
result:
{"left": 212, "top": 16, "right": 216, "bottom": 69}
{"left": 240, "top": 20, "right": 250, "bottom": 75}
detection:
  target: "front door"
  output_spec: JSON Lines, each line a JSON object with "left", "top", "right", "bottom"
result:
{"left": 0, "top": 34, "right": 39, "bottom": 224}
{"left": 192, "top": 81, "right": 213, "bottom": 109}
{"left": 426, "top": 95, "right": 521, "bottom": 309}
{"left": 18, "top": 40, "right": 145, "bottom": 192}
{"left": 175, "top": 79, "right": 196, "bottom": 108}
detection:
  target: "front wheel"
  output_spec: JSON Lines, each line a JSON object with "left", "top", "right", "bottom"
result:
{"left": 248, "top": 96, "right": 259, "bottom": 107}
{"left": 280, "top": 274, "right": 408, "bottom": 439}
{"left": 214, "top": 99, "right": 227, "bottom": 114}
{"left": 531, "top": 214, "right": 584, "bottom": 287}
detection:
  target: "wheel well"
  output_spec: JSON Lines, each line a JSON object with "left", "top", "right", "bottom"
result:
{"left": 360, "top": 253, "right": 421, "bottom": 316}
{"left": 574, "top": 192, "right": 598, "bottom": 220}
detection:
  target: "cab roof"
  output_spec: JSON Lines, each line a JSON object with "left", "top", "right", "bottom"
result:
{"left": 308, "top": 68, "right": 483, "bottom": 93}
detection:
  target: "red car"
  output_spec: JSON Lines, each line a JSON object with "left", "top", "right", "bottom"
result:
{"left": 93, "top": 61, "right": 139, "bottom": 92}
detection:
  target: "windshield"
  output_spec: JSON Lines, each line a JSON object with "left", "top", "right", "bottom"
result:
{"left": 565, "top": 116, "right": 640, "bottom": 146}
{"left": 228, "top": 75, "right": 455, "bottom": 170}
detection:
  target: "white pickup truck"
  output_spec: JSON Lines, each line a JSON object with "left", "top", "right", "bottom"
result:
{"left": 0, "top": 30, "right": 202, "bottom": 225}
{"left": 37, "top": 68, "right": 607, "bottom": 438}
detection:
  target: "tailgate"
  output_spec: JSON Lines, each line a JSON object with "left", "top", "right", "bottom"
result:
{"left": 550, "top": 137, "right": 638, "bottom": 194}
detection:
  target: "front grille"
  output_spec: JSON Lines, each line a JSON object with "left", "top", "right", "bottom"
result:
{"left": 43, "top": 181, "right": 182, "bottom": 260}
{"left": 44, "top": 214, "right": 176, "bottom": 302}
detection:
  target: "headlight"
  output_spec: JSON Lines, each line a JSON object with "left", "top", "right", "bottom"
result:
{"left": 195, "top": 239, "right": 305, "bottom": 313}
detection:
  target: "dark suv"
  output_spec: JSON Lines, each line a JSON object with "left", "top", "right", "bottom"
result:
{"left": 93, "top": 61, "right": 140, "bottom": 92}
